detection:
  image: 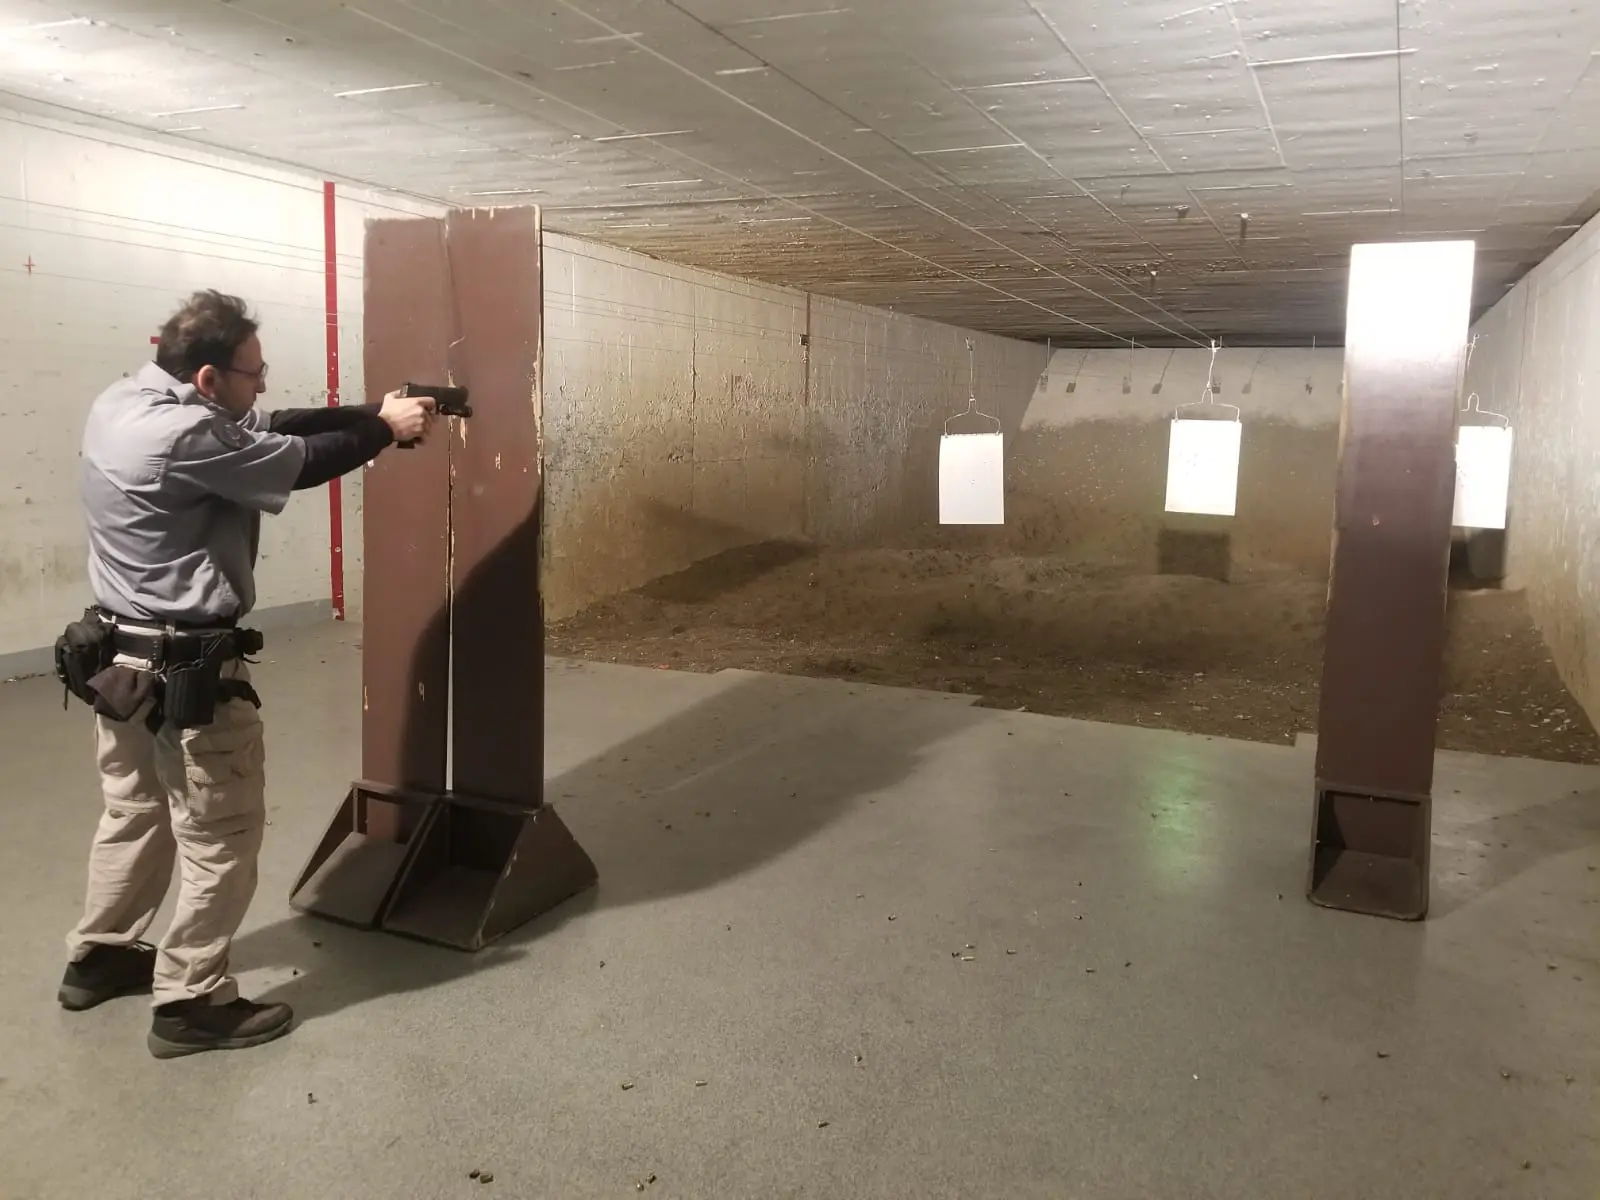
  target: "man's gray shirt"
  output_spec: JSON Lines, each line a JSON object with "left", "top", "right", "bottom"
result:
{"left": 81, "top": 362, "right": 307, "bottom": 624}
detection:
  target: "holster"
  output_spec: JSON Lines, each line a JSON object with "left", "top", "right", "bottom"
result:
{"left": 162, "top": 636, "right": 222, "bottom": 727}
{"left": 158, "top": 630, "right": 263, "bottom": 731}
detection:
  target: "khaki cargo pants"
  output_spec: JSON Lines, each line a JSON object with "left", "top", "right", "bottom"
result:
{"left": 65, "top": 660, "right": 266, "bottom": 1007}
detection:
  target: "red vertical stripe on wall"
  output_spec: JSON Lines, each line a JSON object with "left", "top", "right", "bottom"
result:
{"left": 323, "top": 180, "right": 346, "bottom": 620}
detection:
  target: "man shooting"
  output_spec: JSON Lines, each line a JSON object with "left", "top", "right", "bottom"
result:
{"left": 54, "top": 289, "right": 435, "bottom": 1058}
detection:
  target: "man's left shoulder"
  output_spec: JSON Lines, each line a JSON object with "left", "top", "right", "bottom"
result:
{"left": 164, "top": 409, "right": 264, "bottom": 466}
{"left": 208, "top": 413, "right": 256, "bottom": 451}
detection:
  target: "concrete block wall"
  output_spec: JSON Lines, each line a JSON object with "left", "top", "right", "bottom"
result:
{"left": 1466, "top": 215, "right": 1600, "bottom": 722}
{"left": 0, "top": 107, "right": 437, "bottom": 673}
{"left": 1008, "top": 346, "right": 1346, "bottom": 575}
{"left": 541, "top": 235, "right": 1047, "bottom": 620}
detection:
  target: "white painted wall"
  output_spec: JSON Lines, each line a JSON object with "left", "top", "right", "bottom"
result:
{"left": 1007, "top": 346, "right": 1346, "bottom": 575}
{"left": 1466, "top": 215, "right": 1600, "bottom": 721}
{"left": 0, "top": 108, "right": 438, "bottom": 670}
{"left": 1023, "top": 346, "right": 1345, "bottom": 429}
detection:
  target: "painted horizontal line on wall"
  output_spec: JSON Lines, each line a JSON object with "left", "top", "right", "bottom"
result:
{"left": 0, "top": 108, "right": 438, "bottom": 223}
{"left": 0, "top": 202, "right": 337, "bottom": 266}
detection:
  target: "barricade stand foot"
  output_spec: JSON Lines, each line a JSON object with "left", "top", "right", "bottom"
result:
{"left": 288, "top": 783, "right": 436, "bottom": 929}
{"left": 379, "top": 795, "right": 597, "bottom": 950}
{"left": 1307, "top": 784, "right": 1430, "bottom": 920}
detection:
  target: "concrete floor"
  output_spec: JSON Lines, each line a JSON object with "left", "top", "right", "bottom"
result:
{"left": 1, "top": 621, "right": 1596, "bottom": 1200}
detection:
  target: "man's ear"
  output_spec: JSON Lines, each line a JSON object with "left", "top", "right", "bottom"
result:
{"left": 193, "top": 364, "right": 219, "bottom": 398}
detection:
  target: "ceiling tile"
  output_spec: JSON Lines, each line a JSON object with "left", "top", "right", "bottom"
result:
{"left": 0, "top": 0, "right": 1590, "bottom": 344}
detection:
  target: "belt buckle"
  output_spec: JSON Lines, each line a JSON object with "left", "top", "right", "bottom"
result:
{"left": 107, "top": 614, "right": 166, "bottom": 671}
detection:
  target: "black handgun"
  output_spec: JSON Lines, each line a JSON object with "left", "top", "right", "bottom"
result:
{"left": 396, "top": 383, "right": 471, "bottom": 448}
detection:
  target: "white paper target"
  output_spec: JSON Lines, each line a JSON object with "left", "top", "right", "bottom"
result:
{"left": 1453, "top": 424, "right": 1513, "bottom": 530}
{"left": 1164, "top": 418, "right": 1242, "bottom": 517}
{"left": 939, "top": 432, "right": 1004, "bottom": 524}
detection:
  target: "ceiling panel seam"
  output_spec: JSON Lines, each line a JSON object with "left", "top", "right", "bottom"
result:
{"left": 1220, "top": 2, "right": 1289, "bottom": 170}
{"left": 349, "top": 0, "right": 1129, "bottom": 339}
{"left": 1022, "top": 0, "right": 1255, "bottom": 288}
{"left": 904, "top": 54, "right": 1217, "bottom": 342}
{"left": 193, "top": 2, "right": 713, "bottom": 187}
{"left": 639, "top": 3, "right": 1213, "bottom": 341}
{"left": 2, "top": 0, "right": 1586, "bottom": 343}
{"left": 551, "top": 0, "right": 1209, "bottom": 343}
{"left": 1500, "top": 52, "right": 1600, "bottom": 210}
{"left": 1394, "top": 0, "right": 1408, "bottom": 228}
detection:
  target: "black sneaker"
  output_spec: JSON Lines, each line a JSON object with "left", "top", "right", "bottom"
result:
{"left": 57, "top": 942, "right": 156, "bottom": 1011}
{"left": 147, "top": 996, "right": 295, "bottom": 1060}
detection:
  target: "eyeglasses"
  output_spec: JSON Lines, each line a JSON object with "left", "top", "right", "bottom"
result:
{"left": 224, "top": 362, "right": 269, "bottom": 384}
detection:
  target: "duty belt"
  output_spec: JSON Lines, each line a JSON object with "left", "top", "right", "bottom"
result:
{"left": 96, "top": 610, "right": 262, "bottom": 670}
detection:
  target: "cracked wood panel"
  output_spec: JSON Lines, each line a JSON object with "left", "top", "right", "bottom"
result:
{"left": 445, "top": 205, "right": 546, "bottom": 806}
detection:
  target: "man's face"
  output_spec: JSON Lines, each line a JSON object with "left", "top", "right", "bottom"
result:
{"left": 197, "top": 333, "right": 268, "bottom": 417}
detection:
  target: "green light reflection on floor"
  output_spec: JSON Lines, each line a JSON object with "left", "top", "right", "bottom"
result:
{"left": 1139, "top": 747, "right": 1220, "bottom": 890}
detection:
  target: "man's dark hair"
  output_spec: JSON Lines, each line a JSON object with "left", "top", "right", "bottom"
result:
{"left": 154, "top": 290, "right": 259, "bottom": 383}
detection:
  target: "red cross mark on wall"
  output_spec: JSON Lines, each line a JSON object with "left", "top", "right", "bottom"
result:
{"left": 150, "top": 336, "right": 159, "bottom": 345}
{"left": 23, "top": 257, "right": 34, "bottom": 275}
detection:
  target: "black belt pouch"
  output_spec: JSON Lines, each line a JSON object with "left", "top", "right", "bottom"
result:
{"left": 55, "top": 610, "right": 112, "bottom": 707}
{"left": 162, "top": 634, "right": 232, "bottom": 730}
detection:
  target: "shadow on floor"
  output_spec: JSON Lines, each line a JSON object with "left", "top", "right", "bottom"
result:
{"left": 243, "top": 669, "right": 972, "bottom": 1023}
{"left": 1157, "top": 523, "right": 1232, "bottom": 582}
{"left": 539, "top": 672, "right": 973, "bottom": 910}
{"left": 1448, "top": 527, "right": 1508, "bottom": 590}
{"left": 1431, "top": 782, "right": 1600, "bottom": 918}
{"left": 232, "top": 911, "right": 518, "bottom": 1024}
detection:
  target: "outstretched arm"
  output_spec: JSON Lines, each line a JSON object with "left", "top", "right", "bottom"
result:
{"left": 290, "top": 417, "right": 395, "bottom": 490}
{"left": 266, "top": 403, "right": 383, "bottom": 437}
{"left": 268, "top": 393, "right": 436, "bottom": 489}
{"left": 171, "top": 391, "right": 438, "bottom": 509}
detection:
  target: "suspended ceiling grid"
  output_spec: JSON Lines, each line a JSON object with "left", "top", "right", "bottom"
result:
{"left": 1, "top": 0, "right": 1597, "bottom": 346}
